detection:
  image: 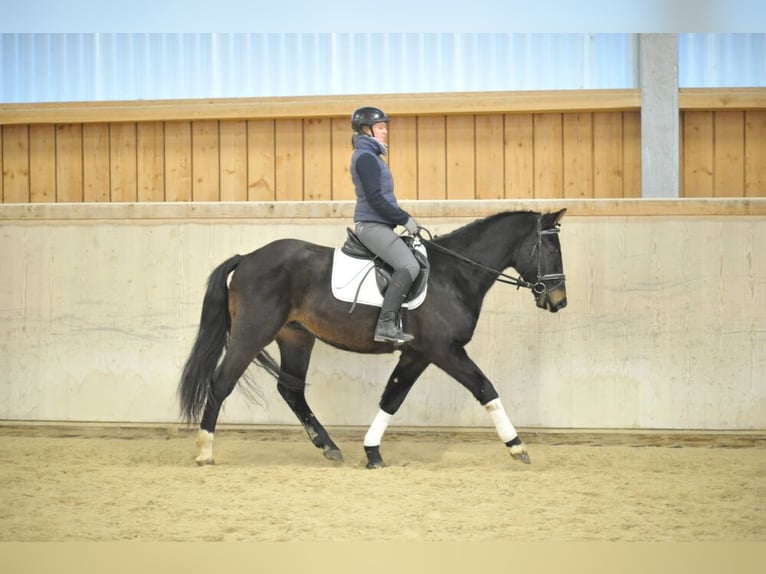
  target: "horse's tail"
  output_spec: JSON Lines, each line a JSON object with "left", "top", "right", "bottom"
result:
{"left": 178, "top": 254, "right": 242, "bottom": 424}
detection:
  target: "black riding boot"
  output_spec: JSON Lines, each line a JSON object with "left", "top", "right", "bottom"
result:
{"left": 374, "top": 268, "right": 415, "bottom": 344}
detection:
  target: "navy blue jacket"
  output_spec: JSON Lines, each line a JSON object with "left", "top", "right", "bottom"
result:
{"left": 351, "top": 135, "right": 410, "bottom": 226}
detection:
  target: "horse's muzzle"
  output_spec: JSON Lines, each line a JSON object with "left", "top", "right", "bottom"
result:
{"left": 536, "top": 285, "right": 567, "bottom": 313}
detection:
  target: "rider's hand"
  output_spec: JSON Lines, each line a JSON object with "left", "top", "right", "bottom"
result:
{"left": 404, "top": 217, "right": 420, "bottom": 235}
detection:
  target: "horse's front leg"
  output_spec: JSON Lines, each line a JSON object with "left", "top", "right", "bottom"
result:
{"left": 484, "top": 398, "right": 530, "bottom": 464}
{"left": 435, "top": 347, "right": 531, "bottom": 464}
{"left": 364, "top": 352, "right": 429, "bottom": 469}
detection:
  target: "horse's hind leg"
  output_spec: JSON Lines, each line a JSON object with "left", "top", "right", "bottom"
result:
{"left": 196, "top": 314, "right": 285, "bottom": 465}
{"left": 276, "top": 324, "right": 343, "bottom": 463}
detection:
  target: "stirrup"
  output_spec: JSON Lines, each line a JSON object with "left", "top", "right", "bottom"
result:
{"left": 374, "top": 330, "right": 414, "bottom": 344}
{"left": 373, "top": 318, "right": 414, "bottom": 344}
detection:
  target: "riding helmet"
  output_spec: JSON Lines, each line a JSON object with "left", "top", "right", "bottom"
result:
{"left": 351, "top": 106, "right": 390, "bottom": 132}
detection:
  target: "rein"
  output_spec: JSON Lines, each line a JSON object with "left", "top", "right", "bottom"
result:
{"left": 415, "top": 216, "right": 564, "bottom": 295}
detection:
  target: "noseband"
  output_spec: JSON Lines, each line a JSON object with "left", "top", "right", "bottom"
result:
{"left": 417, "top": 215, "right": 565, "bottom": 295}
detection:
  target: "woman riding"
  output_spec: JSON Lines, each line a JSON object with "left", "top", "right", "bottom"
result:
{"left": 350, "top": 106, "right": 421, "bottom": 344}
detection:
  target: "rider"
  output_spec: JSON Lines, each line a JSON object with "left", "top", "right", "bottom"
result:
{"left": 350, "top": 106, "right": 421, "bottom": 344}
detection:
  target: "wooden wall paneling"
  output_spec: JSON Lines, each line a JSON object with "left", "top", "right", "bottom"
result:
{"left": 475, "top": 114, "right": 505, "bottom": 200}
{"left": 713, "top": 111, "right": 745, "bottom": 198}
{"left": 330, "top": 117, "right": 353, "bottom": 200}
{"left": 1, "top": 125, "right": 29, "bottom": 202}
{"left": 55, "top": 124, "right": 83, "bottom": 202}
{"left": 623, "top": 112, "right": 642, "bottom": 198}
{"left": 303, "top": 118, "right": 332, "bottom": 201}
{"left": 388, "top": 116, "right": 418, "bottom": 200}
{"left": 562, "top": 113, "right": 593, "bottom": 199}
{"left": 504, "top": 114, "right": 534, "bottom": 199}
{"left": 682, "top": 111, "right": 715, "bottom": 198}
{"left": 108, "top": 123, "right": 137, "bottom": 202}
{"left": 679, "top": 111, "right": 685, "bottom": 196}
{"left": 136, "top": 122, "right": 165, "bottom": 202}
{"left": 29, "top": 124, "right": 56, "bottom": 202}
{"left": 445, "top": 115, "right": 475, "bottom": 200}
{"left": 744, "top": 110, "right": 766, "bottom": 197}
{"left": 83, "top": 124, "right": 110, "bottom": 202}
{"left": 246, "top": 119, "right": 275, "bottom": 201}
{"left": 593, "top": 112, "right": 624, "bottom": 198}
{"left": 0, "top": 128, "right": 3, "bottom": 201}
{"left": 191, "top": 120, "right": 220, "bottom": 201}
{"left": 274, "top": 119, "right": 304, "bottom": 201}
{"left": 218, "top": 120, "right": 247, "bottom": 202}
{"left": 164, "top": 121, "right": 192, "bottom": 202}
{"left": 417, "top": 115, "right": 447, "bottom": 200}
{"left": 533, "top": 113, "right": 563, "bottom": 199}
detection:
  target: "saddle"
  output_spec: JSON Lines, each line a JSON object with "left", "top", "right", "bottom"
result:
{"left": 331, "top": 228, "right": 430, "bottom": 311}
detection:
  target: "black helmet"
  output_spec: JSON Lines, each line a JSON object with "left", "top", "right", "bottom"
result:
{"left": 351, "top": 106, "right": 390, "bottom": 132}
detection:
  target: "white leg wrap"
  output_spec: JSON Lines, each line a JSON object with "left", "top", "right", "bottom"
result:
{"left": 364, "top": 410, "right": 392, "bottom": 447}
{"left": 195, "top": 429, "right": 215, "bottom": 464}
{"left": 485, "top": 398, "right": 517, "bottom": 443}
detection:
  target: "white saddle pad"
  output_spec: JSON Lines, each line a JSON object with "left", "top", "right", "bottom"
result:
{"left": 331, "top": 246, "right": 427, "bottom": 310}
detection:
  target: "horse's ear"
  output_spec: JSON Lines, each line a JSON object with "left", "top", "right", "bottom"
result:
{"left": 543, "top": 208, "right": 567, "bottom": 229}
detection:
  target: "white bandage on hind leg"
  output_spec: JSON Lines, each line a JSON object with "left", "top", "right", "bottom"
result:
{"left": 484, "top": 398, "right": 517, "bottom": 443}
{"left": 364, "top": 409, "right": 393, "bottom": 447}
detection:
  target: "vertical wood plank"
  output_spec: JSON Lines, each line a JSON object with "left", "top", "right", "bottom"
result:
{"left": 744, "top": 110, "right": 766, "bottom": 198}
{"left": 29, "top": 124, "right": 56, "bottom": 203}
{"left": 136, "top": 122, "right": 165, "bottom": 202}
{"left": 475, "top": 115, "right": 505, "bottom": 199}
{"left": 562, "top": 113, "right": 593, "bottom": 198}
{"left": 682, "top": 111, "right": 714, "bottom": 198}
{"left": 679, "top": 111, "right": 685, "bottom": 196}
{"left": 83, "top": 124, "right": 110, "bottom": 202}
{"left": 191, "top": 120, "right": 220, "bottom": 201}
{"left": 165, "top": 121, "right": 192, "bottom": 202}
{"left": 417, "top": 115, "right": 447, "bottom": 200}
{"left": 247, "top": 119, "right": 275, "bottom": 201}
{"left": 55, "top": 124, "right": 83, "bottom": 202}
{"left": 623, "top": 112, "right": 642, "bottom": 198}
{"left": 593, "top": 112, "right": 624, "bottom": 198}
{"left": 504, "top": 114, "right": 534, "bottom": 199}
{"left": 533, "top": 113, "right": 563, "bottom": 199}
{"left": 0, "top": 128, "right": 3, "bottom": 202}
{"left": 331, "top": 117, "right": 354, "bottom": 201}
{"left": 303, "top": 117, "right": 332, "bottom": 201}
{"left": 445, "top": 115, "right": 475, "bottom": 200}
{"left": 713, "top": 111, "right": 745, "bottom": 198}
{"left": 1, "top": 125, "right": 29, "bottom": 202}
{"left": 275, "top": 119, "right": 304, "bottom": 201}
{"left": 219, "top": 120, "right": 247, "bottom": 202}
{"left": 388, "top": 116, "right": 418, "bottom": 200}
{"left": 109, "top": 123, "right": 137, "bottom": 202}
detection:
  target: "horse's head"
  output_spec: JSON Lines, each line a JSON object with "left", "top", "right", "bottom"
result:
{"left": 521, "top": 209, "right": 567, "bottom": 313}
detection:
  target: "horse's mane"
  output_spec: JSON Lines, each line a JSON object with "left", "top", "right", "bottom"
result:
{"left": 430, "top": 210, "right": 537, "bottom": 248}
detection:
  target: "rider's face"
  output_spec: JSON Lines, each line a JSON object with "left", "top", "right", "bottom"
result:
{"left": 370, "top": 122, "right": 388, "bottom": 146}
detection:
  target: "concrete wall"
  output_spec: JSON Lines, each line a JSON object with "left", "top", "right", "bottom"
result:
{"left": 1, "top": 200, "right": 764, "bottom": 430}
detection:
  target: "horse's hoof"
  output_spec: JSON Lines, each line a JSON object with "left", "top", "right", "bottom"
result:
{"left": 195, "top": 456, "right": 215, "bottom": 466}
{"left": 509, "top": 444, "right": 531, "bottom": 465}
{"left": 364, "top": 445, "right": 387, "bottom": 469}
{"left": 515, "top": 451, "right": 531, "bottom": 464}
{"left": 323, "top": 448, "right": 344, "bottom": 463}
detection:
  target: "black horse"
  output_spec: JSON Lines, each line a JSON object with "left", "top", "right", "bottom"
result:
{"left": 178, "top": 209, "right": 567, "bottom": 468}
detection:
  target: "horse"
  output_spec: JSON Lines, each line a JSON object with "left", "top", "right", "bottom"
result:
{"left": 178, "top": 208, "right": 567, "bottom": 468}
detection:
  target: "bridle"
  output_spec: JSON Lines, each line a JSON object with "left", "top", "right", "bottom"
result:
{"left": 415, "top": 215, "right": 565, "bottom": 297}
